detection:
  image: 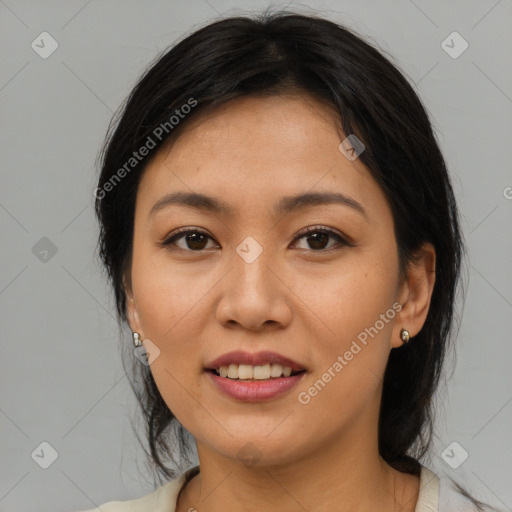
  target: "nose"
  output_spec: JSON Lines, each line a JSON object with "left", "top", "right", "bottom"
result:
{"left": 215, "top": 244, "right": 292, "bottom": 332}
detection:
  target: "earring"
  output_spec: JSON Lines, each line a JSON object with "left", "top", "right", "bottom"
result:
{"left": 400, "top": 328, "right": 410, "bottom": 344}
{"left": 133, "top": 332, "right": 142, "bottom": 347}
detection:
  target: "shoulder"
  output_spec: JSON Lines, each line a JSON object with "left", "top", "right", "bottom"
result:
{"left": 417, "top": 465, "right": 483, "bottom": 512}
{"left": 438, "top": 475, "right": 486, "bottom": 512}
{"left": 73, "top": 465, "right": 200, "bottom": 512}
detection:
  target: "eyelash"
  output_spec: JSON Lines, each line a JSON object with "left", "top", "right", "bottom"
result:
{"left": 158, "top": 225, "right": 352, "bottom": 253}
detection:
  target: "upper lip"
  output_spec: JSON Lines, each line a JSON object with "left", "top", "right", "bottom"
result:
{"left": 205, "top": 351, "right": 307, "bottom": 372}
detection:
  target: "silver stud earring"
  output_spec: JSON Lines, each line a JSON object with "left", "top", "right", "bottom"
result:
{"left": 400, "top": 328, "right": 410, "bottom": 344}
{"left": 133, "top": 332, "right": 142, "bottom": 347}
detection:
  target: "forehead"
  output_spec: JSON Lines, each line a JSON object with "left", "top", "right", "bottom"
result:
{"left": 137, "top": 94, "right": 389, "bottom": 222}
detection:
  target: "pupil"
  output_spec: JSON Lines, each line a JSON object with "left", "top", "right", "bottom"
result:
{"left": 187, "top": 233, "right": 207, "bottom": 250}
{"left": 308, "top": 232, "right": 328, "bottom": 250}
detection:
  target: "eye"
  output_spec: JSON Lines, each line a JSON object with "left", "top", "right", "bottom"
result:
{"left": 291, "top": 226, "right": 349, "bottom": 252}
{"left": 158, "top": 225, "right": 351, "bottom": 252}
{"left": 159, "top": 227, "right": 218, "bottom": 251}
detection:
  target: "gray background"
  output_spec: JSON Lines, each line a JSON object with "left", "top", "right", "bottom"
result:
{"left": 1, "top": 0, "right": 511, "bottom": 511}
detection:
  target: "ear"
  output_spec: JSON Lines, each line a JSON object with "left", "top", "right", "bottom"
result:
{"left": 391, "top": 242, "right": 436, "bottom": 349}
{"left": 124, "top": 272, "right": 142, "bottom": 335}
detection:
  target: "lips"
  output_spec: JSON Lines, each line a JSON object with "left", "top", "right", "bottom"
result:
{"left": 205, "top": 350, "right": 307, "bottom": 373}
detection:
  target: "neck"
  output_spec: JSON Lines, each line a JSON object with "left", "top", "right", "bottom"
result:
{"left": 176, "top": 426, "right": 419, "bottom": 512}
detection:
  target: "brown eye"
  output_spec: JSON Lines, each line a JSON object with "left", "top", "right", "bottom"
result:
{"left": 159, "top": 226, "right": 350, "bottom": 253}
{"left": 292, "top": 227, "right": 349, "bottom": 251}
{"left": 160, "top": 228, "right": 217, "bottom": 251}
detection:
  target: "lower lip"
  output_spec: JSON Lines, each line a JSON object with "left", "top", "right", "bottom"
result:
{"left": 205, "top": 370, "right": 306, "bottom": 402}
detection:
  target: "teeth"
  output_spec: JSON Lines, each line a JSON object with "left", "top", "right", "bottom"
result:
{"left": 216, "top": 363, "right": 295, "bottom": 380}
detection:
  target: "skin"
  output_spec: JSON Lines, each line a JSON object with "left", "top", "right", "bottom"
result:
{"left": 124, "top": 94, "right": 436, "bottom": 512}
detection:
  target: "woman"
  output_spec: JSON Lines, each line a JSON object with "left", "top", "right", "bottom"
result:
{"left": 82, "top": 10, "right": 498, "bottom": 512}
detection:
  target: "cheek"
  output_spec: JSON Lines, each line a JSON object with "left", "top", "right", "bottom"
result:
{"left": 294, "top": 298, "right": 394, "bottom": 435}
{"left": 315, "top": 250, "right": 397, "bottom": 346}
{"left": 300, "top": 254, "right": 397, "bottom": 403}
{"left": 131, "top": 247, "right": 208, "bottom": 340}
{"left": 132, "top": 278, "right": 202, "bottom": 425}
{"left": 129, "top": 248, "right": 212, "bottom": 399}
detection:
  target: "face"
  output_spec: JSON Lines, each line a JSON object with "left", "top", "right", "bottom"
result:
{"left": 125, "top": 94, "right": 435, "bottom": 469}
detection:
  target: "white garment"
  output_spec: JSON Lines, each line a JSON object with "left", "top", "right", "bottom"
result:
{"left": 76, "top": 464, "right": 478, "bottom": 512}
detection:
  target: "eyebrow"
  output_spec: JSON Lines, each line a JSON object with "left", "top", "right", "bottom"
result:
{"left": 149, "top": 190, "right": 367, "bottom": 219}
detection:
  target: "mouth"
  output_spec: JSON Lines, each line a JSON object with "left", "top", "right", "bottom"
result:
{"left": 205, "top": 366, "right": 307, "bottom": 381}
{"left": 204, "top": 350, "right": 307, "bottom": 376}
{"left": 204, "top": 365, "right": 308, "bottom": 402}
